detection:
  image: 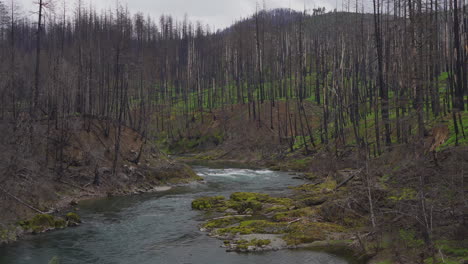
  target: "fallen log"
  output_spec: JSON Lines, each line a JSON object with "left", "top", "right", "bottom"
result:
{"left": 0, "top": 187, "right": 44, "bottom": 214}
{"left": 335, "top": 168, "right": 363, "bottom": 190}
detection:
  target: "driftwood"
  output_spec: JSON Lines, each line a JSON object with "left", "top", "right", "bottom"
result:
{"left": 0, "top": 186, "right": 44, "bottom": 214}
{"left": 335, "top": 168, "right": 363, "bottom": 190}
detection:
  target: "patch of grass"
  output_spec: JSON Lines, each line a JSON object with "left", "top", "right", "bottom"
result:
{"left": 435, "top": 240, "right": 468, "bottom": 258}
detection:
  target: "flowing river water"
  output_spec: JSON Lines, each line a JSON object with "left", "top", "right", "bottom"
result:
{"left": 0, "top": 167, "right": 361, "bottom": 264}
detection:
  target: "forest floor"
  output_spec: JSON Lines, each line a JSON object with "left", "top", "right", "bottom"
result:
{"left": 0, "top": 117, "right": 201, "bottom": 245}
{"left": 160, "top": 102, "right": 468, "bottom": 264}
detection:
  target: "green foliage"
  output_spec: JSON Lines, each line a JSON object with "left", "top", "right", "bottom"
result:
{"left": 435, "top": 240, "right": 468, "bottom": 257}
{"left": 388, "top": 188, "right": 417, "bottom": 201}
{"left": 438, "top": 72, "right": 449, "bottom": 81}
{"left": 441, "top": 112, "right": 468, "bottom": 148}
{"left": 399, "top": 229, "right": 424, "bottom": 248}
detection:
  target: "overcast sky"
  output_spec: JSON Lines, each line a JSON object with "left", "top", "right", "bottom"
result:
{"left": 14, "top": 0, "right": 342, "bottom": 30}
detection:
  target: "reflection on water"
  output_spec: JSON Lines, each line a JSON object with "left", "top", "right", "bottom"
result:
{"left": 0, "top": 167, "right": 358, "bottom": 264}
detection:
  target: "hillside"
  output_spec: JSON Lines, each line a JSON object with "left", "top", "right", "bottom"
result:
{"left": 0, "top": 117, "right": 200, "bottom": 244}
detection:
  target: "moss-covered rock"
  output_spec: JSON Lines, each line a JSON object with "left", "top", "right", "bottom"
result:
{"left": 272, "top": 207, "right": 316, "bottom": 222}
{"left": 230, "top": 192, "right": 270, "bottom": 202}
{"left": 0, "top": 225, "right": 21, "bottom": 244}
{"left": 65, "top": 212, "right": 81, "bottom": 226}
{"left": 54, "top": 218, "right": 67, "bottom": 229}
{"left": 216, "top": 220, "right": 288, "bottom": 235}
{"left": 19, "top": 214, "right": 57, "bottom": 233}
{"left": 235, "top": 238, "right": 271, "bottom": 250}
{"left": 191, "top": 196, "right": 226, "bottom": 210}
{"left": 283, "top": 222, "right": 345, "bottom": 245}
{"left": 203, "top": 216, "right": 246, "bottom": 229}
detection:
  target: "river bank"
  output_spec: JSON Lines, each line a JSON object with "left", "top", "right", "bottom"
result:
{"left": 0, "top": 118, "right": 202, "bottom": 245}
{"left": 179, "top": 144, "right": 467, "bottom": 264}
{"left": 0, "top": 167, "right": 361, "bottom": 264}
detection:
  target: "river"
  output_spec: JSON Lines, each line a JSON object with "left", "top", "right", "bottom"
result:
{"left": 0, "top": 167, "right": 359, "bottom": 264}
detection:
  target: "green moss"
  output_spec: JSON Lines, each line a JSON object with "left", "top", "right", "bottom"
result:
{"left": 54, "top": 218, "right": 67, "bottom": 229}
{"left": 191, "top": 196, "right": 226, "bottom": 210}
{"left": 293, "top": 179, "right": 337, "bottom": 193}
{"left": 235, "top": 238, "right": 271, "bottom": 250}
{"left": 273, "top": 157, "right": 314, "bottom": 172}
{"left": 65, "top": 212, "right": 81, "bottom": 224}
{"left": 0, "top": 226, "right": 18, "bottom": 243}
{"left": 267, "top": 197, "right": 295, "bottom": 207}
{"left": 203, "top": 216, "right": 245, "bottom": 229}
{"left": 283, "top": 222, "right": 345, "bottom": 245}
{"left": 230, "top": 192, "right": 270, "bottom": 202}
{"left": 18, "top": 214, "right": 57, "bottom": 233}
{"left": 388, "top": 188, "right": 417, "bottom": 201}
{"left": 216, "top": 220, "right": 288, "bottom": 235}
{"left": 264, "top": 205, "right": 289, "bottom": 213}
{"left": 31, "top": 214, "right": 55, "bottom": 227}
{"left": 273, "top": 207, "right": 316, "bottom": 222}
{"left": 399, "top": 229, "right": 424, "bottom": 248}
